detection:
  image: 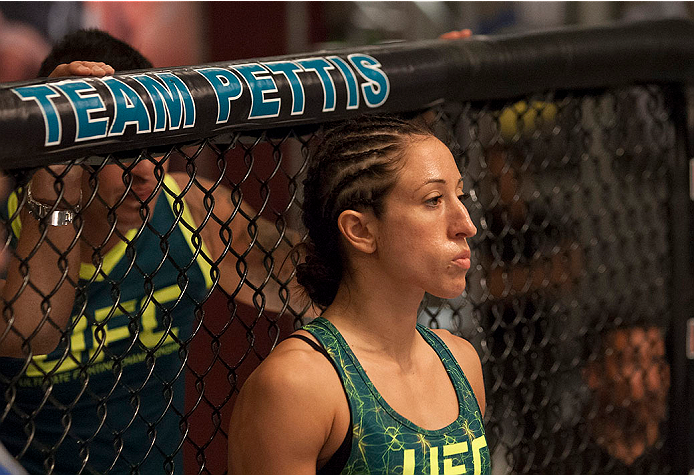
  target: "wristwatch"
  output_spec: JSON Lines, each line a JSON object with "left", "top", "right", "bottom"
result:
{"left": 26, "top": 186, "right": 81, "bottom": 226}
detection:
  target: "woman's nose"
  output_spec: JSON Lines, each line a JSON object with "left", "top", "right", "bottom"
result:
{"left": 130, "top": 158, "right": 157, "bottom": 179}
{"left": 451, "top": 199, "right": 477, "bottom": 238}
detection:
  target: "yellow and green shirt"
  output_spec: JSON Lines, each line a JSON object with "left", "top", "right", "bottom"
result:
{"left": 0, "top": 175, "right": 213, "bottom": 475}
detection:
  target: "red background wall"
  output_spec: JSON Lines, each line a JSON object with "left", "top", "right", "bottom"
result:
{"left": 184, "top": 3, "right": 325, "bottom": 473}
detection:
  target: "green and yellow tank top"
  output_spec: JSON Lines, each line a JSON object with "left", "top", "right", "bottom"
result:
{"left": 0, "top": 174, "right": 213, "bottom": 475}
{"left": 301, "top": 317, "right": 491, "bottom": 475}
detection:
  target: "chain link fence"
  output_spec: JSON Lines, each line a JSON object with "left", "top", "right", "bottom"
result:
{"left": 0, "top": 19, "right": 691, "bottom": 475}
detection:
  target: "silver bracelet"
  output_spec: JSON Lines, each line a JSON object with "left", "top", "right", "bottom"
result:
{"left": 25, "top": 183, "right": 82, "bottom": 226}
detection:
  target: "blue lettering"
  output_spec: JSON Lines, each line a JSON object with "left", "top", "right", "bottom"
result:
{"left": 297, "top": 58, "right": 336, "bottom": 112}
{"left": 264, "top": 61, "right": 305, "bottom": 115}
{"left": 54, "top": 80, "right": 109, "bottom": 141}
{"left": 133, "top": 73, "right": 195, "bottom": 131}
{"left": 327, "top": 56, "right": 359, "bottom": 110}
{"left": 348, "top": 54, "right": 390, "bottom": 108}
{"left": 12, "top": 85, "right": 62, "bottom": 146}
{"left": 234, "top": 64, "right": 280, "bottom": 119}
{"left": 159, "top": 74, "right": 195, "bottom": 128}
{"left": 195, "top": 67, "right": 243, "bottom": 124}
{"left": 103, "top": 77, "right": 151, "bottom": 135}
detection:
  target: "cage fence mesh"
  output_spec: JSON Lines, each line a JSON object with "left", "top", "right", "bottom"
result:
{"left": 0, "top": 84, "right": 676, "bottom": 475}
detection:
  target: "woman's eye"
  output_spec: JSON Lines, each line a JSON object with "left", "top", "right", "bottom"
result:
{"left": 457, "top": 192, "right": 470, "bottom": 202}
{"left": 426, "top": 195, "right": 443, "bottom": 206}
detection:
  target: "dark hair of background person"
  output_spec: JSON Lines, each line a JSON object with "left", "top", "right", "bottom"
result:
{"left": 295, "top": 115, "right": 435, "bottom": 309}
{"left": 37, "top": 28, "right": 152, "bottom": 77}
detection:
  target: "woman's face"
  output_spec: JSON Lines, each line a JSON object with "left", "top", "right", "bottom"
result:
{"left": 373, "top": 136, "right": 477, "bottom": 299}
{"left": 82, "top": 156, "right": 169, "bottom": 232}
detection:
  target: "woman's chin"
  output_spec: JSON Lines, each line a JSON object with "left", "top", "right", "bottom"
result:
{"left": 431, "top": 284, "right": 467, "bottom": 300}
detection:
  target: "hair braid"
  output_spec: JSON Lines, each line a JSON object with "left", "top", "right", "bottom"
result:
{"left": 296, "top": 115, "right": 433, "bottom": 309}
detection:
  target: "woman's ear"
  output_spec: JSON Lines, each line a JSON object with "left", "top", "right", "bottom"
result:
{"left": 337, "top": 209, "right": 377, "bottom": 254}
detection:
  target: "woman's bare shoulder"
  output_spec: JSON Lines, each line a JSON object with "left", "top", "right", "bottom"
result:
{"left": 230, "top": 331, "right": 342, "bottom": 445}
{"left": 239, "top": 330, "right": 343, "bottom": 411}
{"left": 229, "top": 330, "right": 343, "bottom": 473}
{"left": 261, "top": 331, "right": 338, "bottom": 381}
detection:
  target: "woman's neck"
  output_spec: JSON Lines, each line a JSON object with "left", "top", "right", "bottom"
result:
{"left": 323, "top": 274, "right": 425, "bottom": 363}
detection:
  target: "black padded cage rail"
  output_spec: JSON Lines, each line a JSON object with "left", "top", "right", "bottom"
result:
{"left": 0, "top": 18, "right": 691, "bottom": 475}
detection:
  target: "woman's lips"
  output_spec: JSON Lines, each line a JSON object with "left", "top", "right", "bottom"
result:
{"left": 453, "top": 257, "right": 471, "bottom": 269}
{"left": 453, "top": 251, "right": 471, "bottom": 269}
{"left": 130, "top": 187, "right": 154, "bottom": 201}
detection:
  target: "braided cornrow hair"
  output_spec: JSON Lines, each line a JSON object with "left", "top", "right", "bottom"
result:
{"left": 296, "top": 115, "right": 434, "bottom": 309}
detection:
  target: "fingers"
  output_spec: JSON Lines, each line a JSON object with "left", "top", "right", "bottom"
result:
{"left": 48, "top": 61, "right": 115, "bottom": 78}
{"left": 439, "top": 29, "right": 473, "bottom": 40}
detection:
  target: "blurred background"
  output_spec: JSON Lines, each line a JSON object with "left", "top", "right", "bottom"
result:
{"left": 1, "top": 1, "right": 693, "bottom": 82}
{"left": 0, "top": 3, "right": 691, "bottom": 475}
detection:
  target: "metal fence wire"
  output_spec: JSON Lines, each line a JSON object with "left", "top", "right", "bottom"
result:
{"left": 0, "top": 19, "right": 692, "bottom": 475}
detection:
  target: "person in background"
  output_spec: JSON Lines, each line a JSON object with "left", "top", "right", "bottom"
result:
{"left": 0, "top": 29, "right": 299, "bottom": 475}
{"left": 477, "top": 106, "right": 671, "bottom": 472}
{"left": 583, "top": 325, "right": 670, "bottom": 467}
{"left": 0, "top": 9, "right": 51, "bottom": 82}
{"left": 0, "top": 2, "right": 202, "bottom": 82}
